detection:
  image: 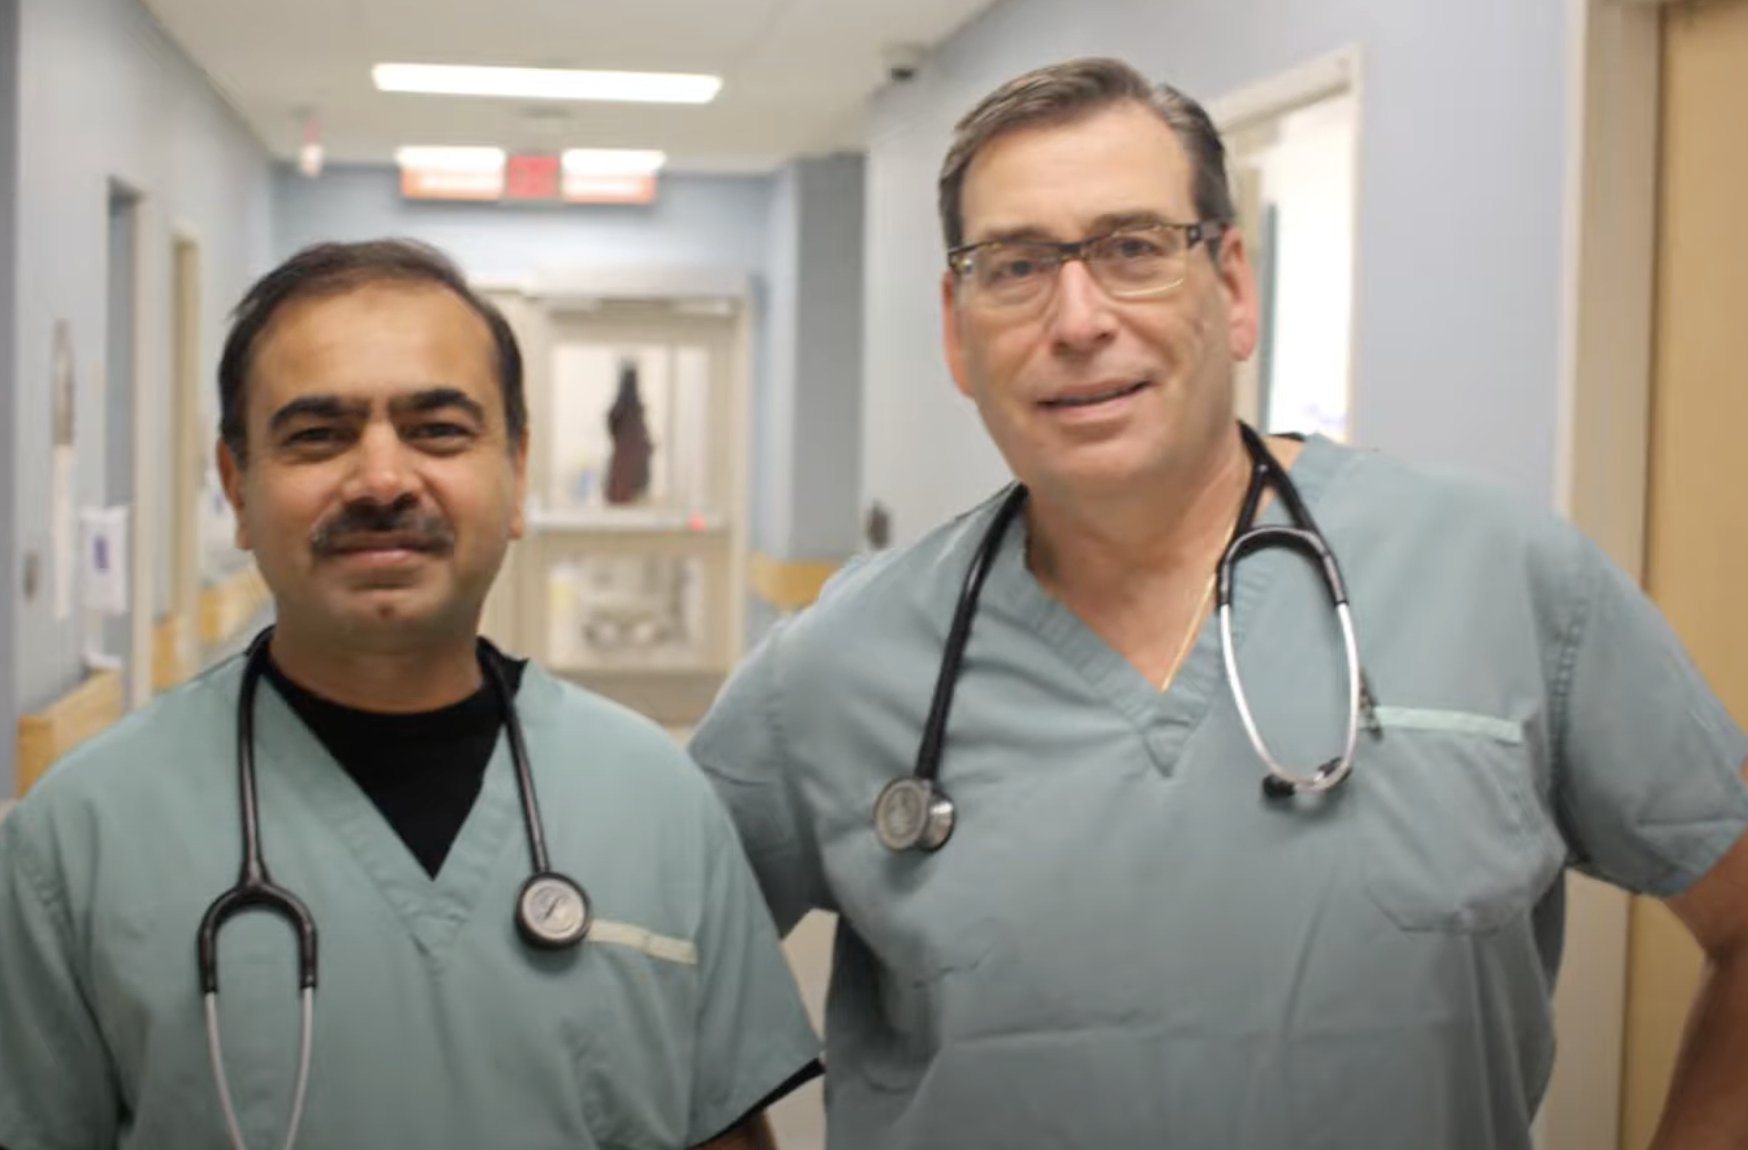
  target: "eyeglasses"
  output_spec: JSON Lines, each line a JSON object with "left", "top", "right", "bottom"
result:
{"left": 947, "top": 220, "right": 1224, "bottom": 310}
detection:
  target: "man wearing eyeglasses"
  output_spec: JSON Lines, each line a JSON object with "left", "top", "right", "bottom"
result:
{"left": 690, "top": 57, "right": 1748, "bottom": 1150}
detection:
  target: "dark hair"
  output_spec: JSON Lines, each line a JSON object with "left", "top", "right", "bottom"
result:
{"left": 217, "top": 239, "right": 525, "bottom": 462}
{"left": 938, "top": 57, "right": 1236, "bottom": 251}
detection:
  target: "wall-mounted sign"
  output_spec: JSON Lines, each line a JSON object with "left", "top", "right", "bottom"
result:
{"left": 400, "top": 166, "right": 503, "bottom": 201}
{"left": 398, "top": 148, "right": 661, "bottom": 205}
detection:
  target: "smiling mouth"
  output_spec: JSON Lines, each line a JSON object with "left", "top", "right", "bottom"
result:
{"left": 1040, "top": 380, "right": 1150, "bottom": 409}
{"left": 322, "top": 534, "right": 448, "bottom": 557}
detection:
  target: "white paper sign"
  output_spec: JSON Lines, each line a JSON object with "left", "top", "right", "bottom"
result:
{"left": 79, "top": 505, "right": 129, "bottom": 616}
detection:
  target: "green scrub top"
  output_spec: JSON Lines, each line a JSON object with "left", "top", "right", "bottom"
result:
{"left": 0, "top": 656, "right": 820, "bottom": 1150}
{"left": 690, "top": 434, "right": 1748, "bottom": 1150}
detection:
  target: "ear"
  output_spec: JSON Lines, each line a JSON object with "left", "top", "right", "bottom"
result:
{"left": 216, "top": 438, "right": 252, "bottom": 552}
{"left": 1214, "top": 225, "right": 1261, "bottom": 363}
{"left": 508, "top": 425, "right": 530, "bottom": 540}
{"left": 941, "top": 270, "right": 974, "bottom": 399}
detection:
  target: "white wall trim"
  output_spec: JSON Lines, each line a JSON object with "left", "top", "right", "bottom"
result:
{"left": 1209, "top": 46, "right": 1366, "bottom": 443}
{"left": 1553, "top": 0, "right": 1662, "bottom": 578}
{"left": 129, "top": 193, "right": 158, "bottom": 711}
{"left": 1541, "top": 3, "right": 1663, "bottom": 1149}
{"left": 1206, "top": 45, "right": 1362, "bottom": 134}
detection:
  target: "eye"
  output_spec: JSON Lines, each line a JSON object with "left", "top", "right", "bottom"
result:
{"left": 1110, "top": 234, "right": 1167, "bottom": 259}
{"left": 985, "top": 251, "right": 1051, "bottom": 284}
{"left": 408, "top": 421, "right": 475, "bottom": 445}
{"left": 284, "top": 426, "right": 340, "bottom": 446}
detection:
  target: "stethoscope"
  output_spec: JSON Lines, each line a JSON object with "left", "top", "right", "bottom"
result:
{"left": 197, "top": 627, "right": 592, "bottom": 1150}
{"left": 873, "top": 422, "right": 1381, "bottom": 853}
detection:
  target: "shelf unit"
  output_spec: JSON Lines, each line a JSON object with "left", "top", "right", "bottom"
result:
{"left": 479, "top": 272, "right": 752, "bottom": 724}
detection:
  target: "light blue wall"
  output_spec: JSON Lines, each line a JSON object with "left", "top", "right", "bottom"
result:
{"left": 861, "top": 0, "right": 1569, "bottom": 545}
{"left": 755, "top": 152, "right": 866, "bottom": 561}
{"left": 7, "top": 0, "right": 275, "bottom": 788}
{"left": 273, "top": 164, "right": 773, "bottom": 284}
{"left": 0, "top": 0, "right": 19, "bottom": 795}
{"left": 759, "top": 165, "right": 801, "bottom": 556}
{"left": 748, "top": 153, "right": 867, "bottom": 647}
{"left": 790, "top": 153, "right": 866, "bottom": 560}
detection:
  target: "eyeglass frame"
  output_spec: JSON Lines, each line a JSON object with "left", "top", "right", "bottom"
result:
{"left": 945, "top": 218, "right": 1228, "bottom": 306}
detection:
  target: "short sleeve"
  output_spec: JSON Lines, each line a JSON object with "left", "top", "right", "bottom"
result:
{"left": 688, "top": 626, "right": 827, "bottom": 935}
{"left": 684, "top": 798, "right": 822, "bottom": 1146}
{"left": 1552, "top": 530, "right": 1748, "bottom": 896}
{"left": 0, "top": 819, "right": 120, "bottom": 1150}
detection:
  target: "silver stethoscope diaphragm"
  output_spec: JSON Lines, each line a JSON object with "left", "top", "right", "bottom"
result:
{"left": 516, "top": 872, "right": 593, "bottom": 949}
{"left": 874, "top": 776, "right": 956, "bottom": 852}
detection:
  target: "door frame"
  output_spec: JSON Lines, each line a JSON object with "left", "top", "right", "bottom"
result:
{"left": 163, "top": 227, "right": 202, "bottom": 689}
{"left": 1550, "top": 1, "right": 1669, "bottom": 1148}
{"left": 124, "top": 189, "right": 157, "bottom": 711}
{"left": 1206, "top": 45, "right": 1365, "bottom": 440}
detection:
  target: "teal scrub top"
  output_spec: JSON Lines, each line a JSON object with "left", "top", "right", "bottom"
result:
{"left": 0, "top": 656, "right": 820, "bottom": 1150}
{"left": 689, "top": 435, "right": 1748, "bottom": 1150}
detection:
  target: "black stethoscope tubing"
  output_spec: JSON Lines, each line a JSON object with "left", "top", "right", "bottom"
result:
{"left": 873, "top": 422, "right": 1379, "bottom": 854}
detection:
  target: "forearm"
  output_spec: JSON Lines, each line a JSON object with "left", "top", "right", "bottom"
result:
{"left": 1649, "top": 947, "right": 1748, "bottom": 1150}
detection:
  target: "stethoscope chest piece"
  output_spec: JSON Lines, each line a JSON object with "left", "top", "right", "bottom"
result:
{"left": 874, "top": 776, "right": 956, "bottom": 853}
{"left": 516, "top": 871, "right": 592, "bottom": 949}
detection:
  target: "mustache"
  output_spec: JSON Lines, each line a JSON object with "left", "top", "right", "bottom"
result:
{"left": 308, "top": 495, "right": 455, "bottom": 556}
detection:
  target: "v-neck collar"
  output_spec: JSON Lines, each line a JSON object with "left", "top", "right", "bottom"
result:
{"left": 245, "top": 661, "right": 561, "bottom": 959}
{"left": 984, "top": 434, "right": 1350, "bottom": 776}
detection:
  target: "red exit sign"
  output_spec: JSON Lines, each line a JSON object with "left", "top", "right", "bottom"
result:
{"left": 505, "top": 152, "right": 561, "bottom": 200}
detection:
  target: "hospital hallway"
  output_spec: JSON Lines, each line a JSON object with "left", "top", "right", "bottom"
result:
{"left": 2, "top": 0, "right": 1746, "bottom": 1148}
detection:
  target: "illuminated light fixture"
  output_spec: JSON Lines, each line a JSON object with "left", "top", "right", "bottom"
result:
{"left": 298, "top": 113, "right": 324, "bottom": 178}
{"left": 395, "top": 146, "right": 507, "bottom": 200}
{"left": 393, "top": 145, "right": 507, "bottom": 171}
{"left": 561, "top": 149, "right": 666, "bottom": 176}
{"left": 394, "top": 145, "right": 665, "bottom": 204}
{"left": 373, "top": 64, "right": 722, "bottom": 105}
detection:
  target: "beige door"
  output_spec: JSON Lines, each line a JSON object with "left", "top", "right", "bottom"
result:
{"left": 1622, "top": 1, "right": 1748, "bottom": 1145}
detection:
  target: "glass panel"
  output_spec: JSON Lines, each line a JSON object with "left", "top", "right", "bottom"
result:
{"left": 547, "top": 341, "right": 716, "bottom": 515}
{"left": 668, "top": 346, "right": 712, "bottom": 514}
{"left": 547, "top": 555, "right": 706, "bottom": 669}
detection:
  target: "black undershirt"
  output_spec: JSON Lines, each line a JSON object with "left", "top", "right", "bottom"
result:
{"left": 261, "top": 650, "right": 826, "bottom": 1138}
{"left": 262, "top": 646, "right": 527, "bottom": 877}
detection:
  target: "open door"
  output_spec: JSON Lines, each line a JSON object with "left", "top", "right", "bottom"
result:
{"left": 1621, "top": 1, "right": 1748, "bottom": 1145}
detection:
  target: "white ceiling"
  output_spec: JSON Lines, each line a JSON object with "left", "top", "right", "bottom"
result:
{"left": 137, "top": 0, "right": 996, "bottom": 173}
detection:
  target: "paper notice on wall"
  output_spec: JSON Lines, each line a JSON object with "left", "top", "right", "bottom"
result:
{"left": 79, "top": 505, "right": 129, "bottom": 616}
{"left": 51, "top": 320, "right": 78, "bottom": 621}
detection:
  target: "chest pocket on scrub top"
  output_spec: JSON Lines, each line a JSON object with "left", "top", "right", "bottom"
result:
{"left": 1357, "top": 708, "right": 1567, "bottom": 933}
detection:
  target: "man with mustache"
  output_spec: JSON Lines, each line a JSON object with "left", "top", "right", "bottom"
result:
{"left": 689, "top": 58, "right": 1748, "bottom": 1149}
{"left": 0, "top": 240, "right": 819, "bottom": 1150}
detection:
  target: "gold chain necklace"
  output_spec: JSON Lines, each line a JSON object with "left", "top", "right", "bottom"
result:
{"left": 1159, "top": 571, "right": 1217, "bottom": 693}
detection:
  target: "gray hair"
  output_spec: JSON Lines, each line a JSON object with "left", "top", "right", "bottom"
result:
{"left": 937, "top": 57, "right": 1236, "bottom": 251}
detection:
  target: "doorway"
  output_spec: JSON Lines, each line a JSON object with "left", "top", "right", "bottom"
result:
{"left": 160, "top": 234, "right": 201, "bottom": 689}
{"left": 1212, "top": 48, "right": 1361, "bottom": 443}
{"left": 1621, "top": 1, "right": 1748, "bottom": 1145}
{"left": 101, "top": 182, "right": 141, "bottom": 695}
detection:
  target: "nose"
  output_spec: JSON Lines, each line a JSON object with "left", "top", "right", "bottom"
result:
{"left": 1047, "top": 258, "right": 1119, "bottom": 355}
{"left": 341, "top": 420, "right": 418, "bottom": 505}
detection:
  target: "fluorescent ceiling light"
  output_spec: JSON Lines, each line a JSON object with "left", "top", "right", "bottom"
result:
{"left": 394, "top": 146, "right": 506, "bottom": 172}
{"left": 562, "top": 149, "right": 666, "bottom": 176}
{"left": 374, "top": 64, "right": 721, "bottom": 105}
